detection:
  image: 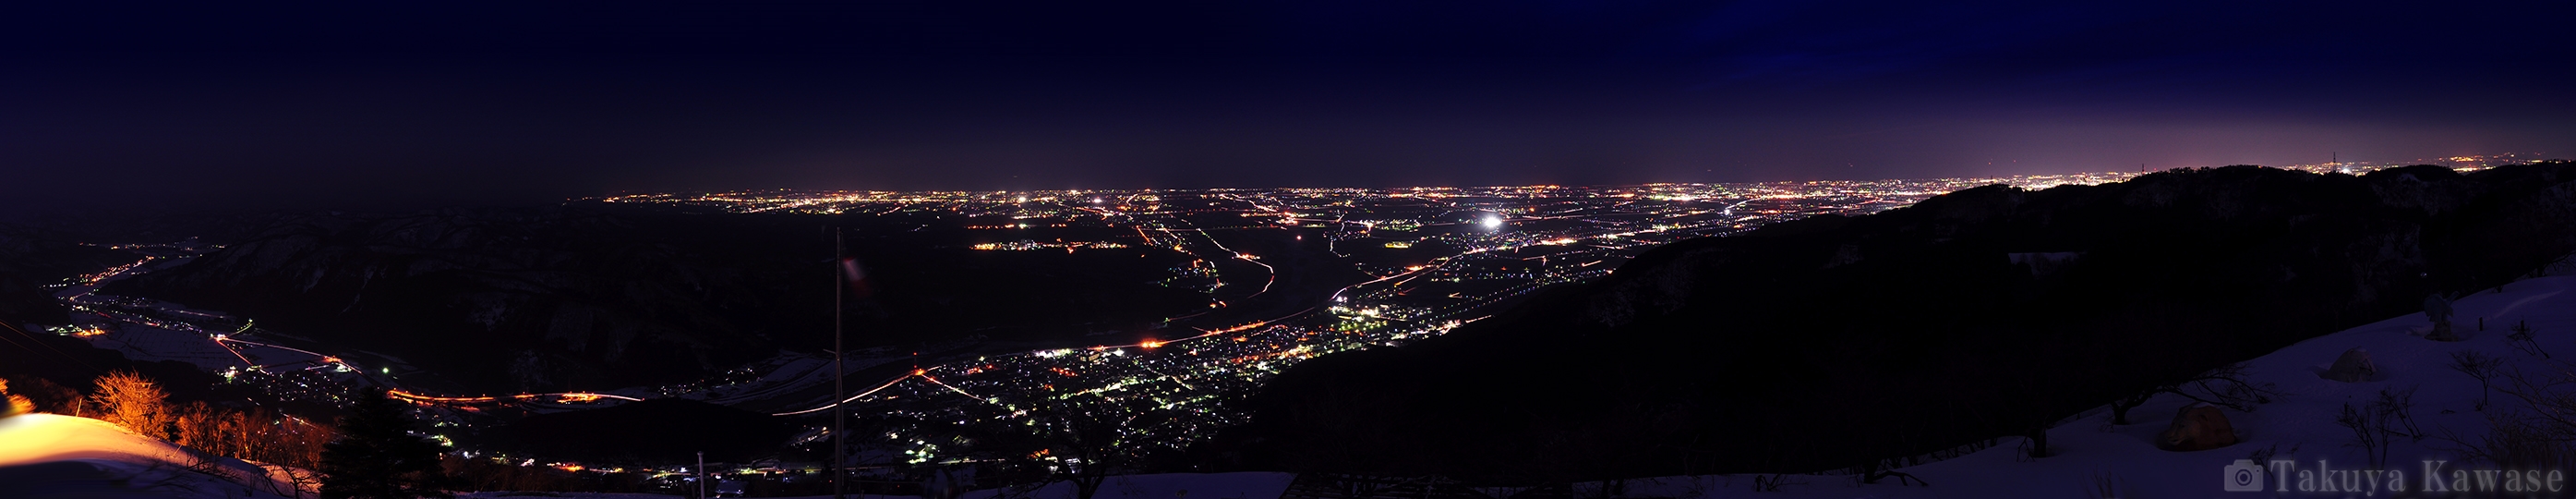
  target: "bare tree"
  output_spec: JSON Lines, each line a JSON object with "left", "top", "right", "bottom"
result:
{"left": 84, "top": 371, "right": 339, "bottom": 499}
{"left": 1850, "top": 457, "right": 1928, "bottom": 486}
{"left": 169, "top": 402, "right": 223, "bottom": 454}
{"left": 2508, "top": 320, "right": 2550, "bottom": 359}
{"left": 1749, "top": 474, "right": 1798, "bottom": 493}
{"left": 2450, "top": 350, "right": 2505, "bottom": 411}
{"left": 2443, "top": 361, "right": 2576, "bottom": 470}
{"left": 90, "top": 371, "right": 171, "bottom": 434}
{"left": 2106, "top": 391, "right": 2157, "bottom": 426}
{"left": 2021, "top": 422, "right": 2055, "bottom": 460}
{"left": 2335, "top": 387, "right": 2424, "bottom": 469}
{"left": 2080, "top": 470, "right": 2134, "bottom": 499}
{"left": 134, "top": 449, "right": 252, "bottom": 499}
{"left": 2107, "top": 362, "right": 2281, "bottom": 424}
{"left": 259, "top": 415, "right": 335, "bottom": 499}
{"left": 1022, "top": 397, "right": 1170, "bottom": 499}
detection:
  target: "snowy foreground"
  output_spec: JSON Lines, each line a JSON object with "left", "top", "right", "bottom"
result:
{"left": 537, "top": 473, "right": 1304, "bottom": 499}
{"left": 0, "top": 413, "right": 307, "bottom": 498}
{"left": 13, "top": 273, "right": 2576, "bottom": 498}
{"left": 1650, "top": 272, "right": 2576, "bottom": 498}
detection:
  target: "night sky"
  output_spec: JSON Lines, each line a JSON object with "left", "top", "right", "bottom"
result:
{"left": 5, "top": 1, "right": 2572, "bottom": 214}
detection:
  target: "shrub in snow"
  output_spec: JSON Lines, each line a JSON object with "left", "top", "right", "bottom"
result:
{"left": 2324, "top": 347, "right": 2378, "bottom": 383}
{"left": 2081, "top": 470, "right": 2137, "bottom": 499}
{"left": 2507, "top": 320, "right": 2549, "bottom": 359}
{"left": 2336, "top": 387, "right": 2425, "bottom": 469}
{"left": 2106, "top": 362, "right": 2279, "bottom": 425}
{"left": 2450, "top": 350, "right": 2505, "bottom": 411}
{"left": 2153, "top": 404, "right": 2237, "bottom": 451}
{"left": 2456, "top": 364, "right": 2576, "bottom": 469}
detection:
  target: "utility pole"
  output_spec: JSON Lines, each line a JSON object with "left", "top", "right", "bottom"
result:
{"left": 833, "top": 228, "right": 847, "bottom": 499}
{"left": 697, "top": 451, "right": 707, "bottom": 499}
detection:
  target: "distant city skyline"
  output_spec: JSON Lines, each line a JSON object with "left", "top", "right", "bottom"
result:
{"left": 594, "top": 152, "right": 2543, "bottom": 199}
{"left": 4, "top": 2, "right": 2570, "bottom": 216}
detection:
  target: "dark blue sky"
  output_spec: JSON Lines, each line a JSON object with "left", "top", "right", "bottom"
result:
{"left": 5, "top": 1, "right": 2572, "bottom": 213}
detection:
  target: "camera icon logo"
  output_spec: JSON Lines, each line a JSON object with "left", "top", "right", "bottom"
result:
{"left": 2221, "top": 459, "right": 2267, "bottom": 492}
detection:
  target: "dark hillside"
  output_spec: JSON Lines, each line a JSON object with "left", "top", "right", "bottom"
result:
{"left": 0, "top": 332, "right": 235, "bottom": 412}
{"left": 1228, "top": 163, "right": 2576, "bottom": 481}
{"left": 104, "top": 207, "right": 813, "bottom": 394}
{"left": 104, "top": 205, "right": 1209, "bottom": 393}
{"left": 0, "top": 224, "right": 142, "bottom": 324}
{"left": 488, "top": 398, "right": 798, "bottom": 465}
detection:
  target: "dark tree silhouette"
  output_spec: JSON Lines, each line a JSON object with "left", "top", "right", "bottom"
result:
{"left": 1011, "top": 397, "right": 1171, "bottom": 499}
{"left": 320, "top": 388, "right": 452, "bottom": 499}
{"left": 2106, "top": 363, "right": 2279, "bottom": 425}
{"left": 2507, "top": 320, "right": 2549, "bottom": 359}
{"left": 2335, "top": 387, "right": 2424, "bottom": 469}
{"left": 2450, "top": 350, "right": 2505, "bottom": 411}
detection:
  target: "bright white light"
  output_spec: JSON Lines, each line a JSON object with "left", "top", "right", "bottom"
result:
{"left": 1479, "top": 214, "right": 1504, "bottom": 230}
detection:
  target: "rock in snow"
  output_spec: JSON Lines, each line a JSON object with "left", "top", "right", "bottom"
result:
{"left": 2324, "top": 347, "right": 2378, "bottom": 382}
{"left": 2153, "top": 404, "right": 2237, "bottom": 451}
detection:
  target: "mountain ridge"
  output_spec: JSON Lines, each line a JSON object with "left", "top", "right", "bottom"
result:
{"left": 1224, "top": 163, "right": 2576, "bottom": 481}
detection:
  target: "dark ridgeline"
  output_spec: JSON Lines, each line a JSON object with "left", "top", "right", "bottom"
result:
{"left": 0, "top": 224, "right": 143, "bottom": 324}
{"left": 1222, "top": 163, "right": 2576, "bottom": 482}
{"left": 486, "top": 397, "right": 798, "bottom": 465}
{"left": 320, "top": 387, "right": 457, "bottom": 498}
{"left": 101, "top": 207, "right": 815, "bottom": 394}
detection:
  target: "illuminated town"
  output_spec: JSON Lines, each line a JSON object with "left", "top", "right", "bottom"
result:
{"left": 6, "top": 0, "right": 2570, "bottom": 493}
{"left": 20, "top": 154, "right": 2550, "bottom": 487}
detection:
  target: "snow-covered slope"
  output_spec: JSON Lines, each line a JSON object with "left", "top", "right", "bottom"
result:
{"left": 0, "top": 413, "right": 307, "bottom": 498}
{"left": 955, "top": 472, "right": 1298, "bottom": 499}
{"left": 1598, "top": 271, "right": 2576, "bottom": 498}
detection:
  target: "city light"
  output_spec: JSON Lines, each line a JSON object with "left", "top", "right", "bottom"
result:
{"left": 51, "top": 164, "right": 2489, "bottom": 481}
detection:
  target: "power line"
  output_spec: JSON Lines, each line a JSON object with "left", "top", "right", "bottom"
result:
{"left": 0, "top": 319, "right": 102, "bottom": 372}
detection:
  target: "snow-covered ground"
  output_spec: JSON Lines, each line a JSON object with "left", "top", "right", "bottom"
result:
{"left": 86, "top": 321, "right": 252, "bottom": 371}
{"left": 745, "top": 472, "right": 1298, "bottom": 499}
{"left": 1596, "top": 272, "right": 2576, "bottom": 498}
{"left": 954, "top": 473, "right": 1298, "bottom": 499}
{"left": 449, "top": 472, "right": 1294, "bottom": 499}
{"left": 0, "top": 413, "right": 311, "bottom": 498}
{"left": 459, "top": 493, "right": 686, "bottom": 498}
